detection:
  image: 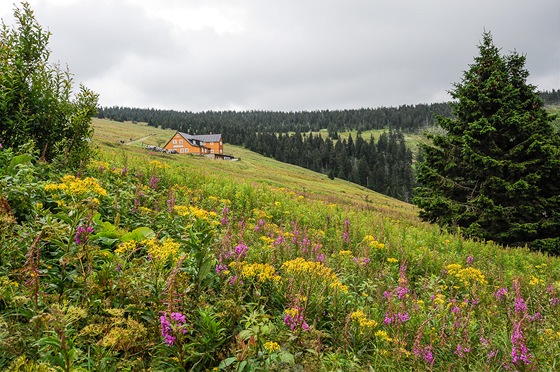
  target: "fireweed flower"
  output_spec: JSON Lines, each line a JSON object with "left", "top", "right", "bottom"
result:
{"left": 149, "top": 176, "right": 160, "bottom": 189}
{"left": 234, "top": 243, "right": 248, "bottom": 258}
{"left": 221, "top": 206, "right": 229, "bottom": 225}
{"left": 343, "top": 218, "right": 350, "bottom": 243}
{"left": 511, "top": 321, "right": 533, "bottom": 365}
{"left": 284, "top": 306, "right": 309, "bottom": 331}
{"left": 160, "top": 312, "right": 188, "bottom": 346}
{"left": 414, "top": 346, "right": 435, "bottom": 365}
{"left": 494, "top": 287, "right": 508, "bottom": 300}
{"left": 454, "top": 344, "right": 470, "bottom": 358}
{"left": 75, "top": 225, "right": 94, "bottom": 245}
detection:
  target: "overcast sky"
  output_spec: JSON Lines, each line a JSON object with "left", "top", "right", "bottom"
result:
{"left": 1, "top": 0, "right": 559, "bottom": 112}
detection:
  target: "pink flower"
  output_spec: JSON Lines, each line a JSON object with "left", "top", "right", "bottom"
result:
{"left": 234, "top": 243, "right": 248, "bottom": 258}
{"left": 75, "top": 225, "right": 94, "bottom": 245}
{"left": 494, "top": 287, "right": 508, "bottom": 300}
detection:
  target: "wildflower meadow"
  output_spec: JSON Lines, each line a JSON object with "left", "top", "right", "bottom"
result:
{"left": 1, "top": 142, "right": 560, "bottom": 371}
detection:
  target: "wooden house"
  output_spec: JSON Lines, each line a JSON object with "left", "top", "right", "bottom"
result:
{"left": 163, "top": 132, "right": 223, "bottom": 155}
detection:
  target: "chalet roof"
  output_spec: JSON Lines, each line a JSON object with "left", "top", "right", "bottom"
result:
{"left": 178, "top": 132, "right": 222, "bottom": 143}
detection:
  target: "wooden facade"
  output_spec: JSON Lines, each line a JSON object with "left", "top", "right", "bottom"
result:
{"left": 163, "top": 132, "right": 223, "bottom": 155}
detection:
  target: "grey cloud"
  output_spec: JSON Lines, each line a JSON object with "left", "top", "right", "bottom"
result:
{"left": 2, "top": 0, "right": 558, "bottom": 111}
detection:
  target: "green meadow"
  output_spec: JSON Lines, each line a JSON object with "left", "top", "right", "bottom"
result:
{"left": 1, "top": 118, "right": 559, "bottom": 371}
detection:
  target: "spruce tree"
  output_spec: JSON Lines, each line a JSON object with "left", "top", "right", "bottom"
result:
{"left": 414, "top": 32, "right": 560, "bottom": 252}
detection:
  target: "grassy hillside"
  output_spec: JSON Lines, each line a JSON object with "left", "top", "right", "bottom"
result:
{"left": 1, "top": 118, "right": 559, "bottom": 371}
{"left": 92, "top": 118, "right": 417, "bottom": 221}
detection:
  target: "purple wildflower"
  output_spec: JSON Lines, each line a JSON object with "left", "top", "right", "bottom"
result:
{"left": 466, "top": 256, "right": 474, "bottom": 265}
{"left": 75, "top": 225, "right": 94, "bottom": 245}
{"left": 149, "top": 176, "right": 160, "bottom": 189}
{"left": 284, "top": 306, "right": 309, "bottom": 332}
{"left": 454, "top": 344, "right": 470, "bottom": 358}
{"left": 215, "top": 263, "right": 228, "bottom": 274}
{"left": 514, "top": 297, "right": 528, "bottom": 313}
{"left": 221, "top": 206, "right": 229, "bottom": 225}
{"left": 160, "top": 314, "right": 176, "bottom": 346}
{"left": 511, "top": 321, "right": 533, "bottom": 365}
{"left": 494, "top": 287, "right": 508, "bottom": 300}
{"left": 383, "top": 313, "right": 394, "bottom": 325}
{"left": 160, "top": 312, "right": 188, "bottom": 346}
{"left": 396, "top": 312, "right": 410, "bottom": 323}
{"left": 528, "top": 312, "right": 542, "bottom": 322}
{"left": 414, "top": 346, "right": 435, "bottom": 365}
{"left": 234, "top": 243, "right": 248, "bottom": 258}
{"left": 343, "top": 218, "right": 350, "bottom": 243}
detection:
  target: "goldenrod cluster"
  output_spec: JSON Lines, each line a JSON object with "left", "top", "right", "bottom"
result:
{"left": 173, "top": 205, "right": 217, "bottom": 221}
{"left": 529, "top": 275, "right": 544, "bottom": 286}
{"left": 263, "top": 341, "right": 281, "bottom": 353}
{"left": 115, "top": 241, "right": 137, "bottom": 255}
{"left": 88, "top": 160, "right": 110, "bottom": 171}
{"left": 542, "top": 328, "right": 560, "bottom": 342}
{"left": 231, "top": 261, "right": 281, "bottom": 283}
{"left": 374, "top": 330, "right": 393, "bottom": 342}
{"left": 143, "top": 238, "right": 180, "bottom": 261}
{"left": 148, "top": 160, "right": 170, "bottom": 169}
{"left": 361, "top": 235, "right": 385, "bottom": 249}
{"left": 445, "top": 264, "right": 488, "bottom": 287}
{"left": 260, "top": 236, "right": 275, "bottom": 245}
{"left": 281, "top": 258, "right": 348, "bottom": 293}
{"left": 44, "top": 175, "right": 107, "bottom": 197}
{"left": 338, "top": 250, "right": 352, "bottom": 257}
{"left": 350, "top": 309, "right": 378, "bottom": 328}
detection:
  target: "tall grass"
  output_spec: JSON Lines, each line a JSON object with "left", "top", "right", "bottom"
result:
{"left": 0, "top": 122, "right": 558, "bottom": 370}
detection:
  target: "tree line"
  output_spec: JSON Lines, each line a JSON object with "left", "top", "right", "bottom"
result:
{"left": 245, "top": 130, "right": 414, "bottom": 201}
{"left": 97, "top": 103, "right": 453, "bottom": 135}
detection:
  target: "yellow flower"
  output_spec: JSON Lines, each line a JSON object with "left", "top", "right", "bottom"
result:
{"left": 231, "top": 261, "right": 281, "bottom": 283}
{"left": 144, "top": 238, "right": 180, "bottom": 262}
{"left": 350, "top": 309, "right": 378, "bottom": 329}
{"left": 338, "top": 250, "right": 352, "bottom": 256}
{"left": 264, "top": 341, "right": 281, "bottom": 353}
{"left": 361, "top": 235, "right": 384, "bottom": 249}
{"left": 281, "top": 258, "right": 348, "bottom": 293}
{"left": 445, "top": 264, "right": 487, "bottom": 287}
{"left": 44, "top": 175, "right": 107, "bottom": 197}
{"left": 387, "top": 257, "right": 398, "bottom": 263}
{"left": 374, "top": 330, "right": 392, "bottom": 342}
{"left": 529, "top": 276, "right": 544, "bottom": 286}
{"left": 115, "top": 241, "right": 137, "bottom": 255}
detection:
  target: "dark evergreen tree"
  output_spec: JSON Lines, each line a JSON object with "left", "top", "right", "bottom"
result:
{"left": 414, "top": 32, "right": 560, "bottom": 252}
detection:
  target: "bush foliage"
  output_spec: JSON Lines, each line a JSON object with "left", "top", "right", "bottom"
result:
{"left": 0, "top": 2, "right": 98, "bottom": 168}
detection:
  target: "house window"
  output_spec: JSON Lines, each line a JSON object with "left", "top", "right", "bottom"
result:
{"left": 173, "top": 140, "right": 177, "bottom": 144}
{"left": 185, "top": 148, "right": 189, "bottom": 153}
{"left": 180, "top": 148, "right": 184, "bottom": 153}
{"left": 210, "top": 142, "right": 214, "bottom": 145}
{"left": 179, "top": 140, "right": 183, "bottom": 144}
{"left": 211, "top": 149, "right": 215, "bottom": 154}
{"left": 220, "top": 149, "right": 223, "bottom": 154}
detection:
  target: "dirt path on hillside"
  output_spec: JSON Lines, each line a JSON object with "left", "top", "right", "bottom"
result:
{"left": 125, "top": 135, "right": 153, "bottom": 145}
